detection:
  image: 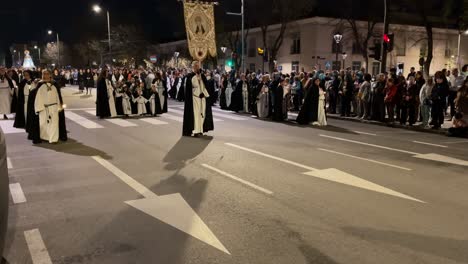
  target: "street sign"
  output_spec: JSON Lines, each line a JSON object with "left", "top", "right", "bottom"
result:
{"left": 150, "top": 55, "right": 157, "bottom": 63}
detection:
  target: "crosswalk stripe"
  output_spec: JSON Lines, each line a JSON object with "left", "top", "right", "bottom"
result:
{"left": 9, "top": 183, "right": 27, "bottom": 204}
{"left": 161, "top": 113, "right": 183, "bottom": 122}
{"left": 66, "top": 112, "right": 104, "bottom": 129}
{"left": 169, "top": 109, "right": 224, "bottom": 122}
{"left": 0, "top": 120, "right": 25, "bottom": 134}
{"left": 7, "top": 157, "right": 13, "bottom": 169}
{"left": 105, "top": 118, "right": 138, "bottom": 127}
{"left": 140, "top": 118, "right": 169, "bottom": 125}
{"left": 24, "top": 229, "right": 53, "bottom": 264}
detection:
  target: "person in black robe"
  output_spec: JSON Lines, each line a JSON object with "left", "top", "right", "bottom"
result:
{"left": 152, "top": 72, "right": 168, "bottom": 113}
{"left": 169, "top": 72, "right": 181, "bottom": 99}
{"left": 205, "top": 71, "right": 216, "bottom": 107}
{"left": 296, "top": 78, "right": 320, "bottom": 125}
{"left": 219, "top": 74, "right": 228, "bottom": 110}
{"left": 96, "top": 69, "right": 111, "bottom": 119}
{"left": 230, "top": 75, "right": 245, "bottom": 113}
{"left": 182, "top": 61, "right": 214, "bottom": 137}
{"left": 6, "top": 70, "right": 18, "bottom": 114}
{"left": 249, "top": 73, "right": 259, "bottom": 115}
{"left": 13, "top": 70, "right": 34, "bottom": 128}
{"left": 272, "top": 78, "right": 285, "bottom": 121}
{"left": 27, "top": 70, "right": 67, "bottom": 144}
{"left": 177, "top": 72, "right": 186, "bottom": 102}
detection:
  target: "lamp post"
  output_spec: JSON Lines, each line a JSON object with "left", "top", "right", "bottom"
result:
{"left": 48, "top": 30, "right": 60, "bottom": 67}
{"left": 12, "top": 50, "right": 16, "bottom": 67}
{"left": 333, "top": 33, "right": 343, "bottom": 71}
{"left": 341, "top": 52, "right": 348, "bottom": 70}
{"left": 174, "top": 52, "right": 180, "bottom": 68}
{"left": 92, "top": 4, "right": 112, "bottom": 63}
{"left": 221, "top": 46, "right": 227, "bottom": 73}
{"left": 34, "top": 45, "right": 41, "bottom": 65}
{"left": 227, "top": 0, "right": 245, "bottom": 73}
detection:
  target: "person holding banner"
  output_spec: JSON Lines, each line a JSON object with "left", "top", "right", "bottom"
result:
{"left": 182, "top": 61, "right": 214, "bottom": 137}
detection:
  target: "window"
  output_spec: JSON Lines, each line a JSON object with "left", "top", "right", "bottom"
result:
{"left": 395, "top": 34, "right": 406, "bottom": 56}
{"left": 248, "top": 38, "right": 256, "bottom": 57}
{"left": 290, "top": 34, "right": 301, "bottom": 54}
{"left": 352, "top": 42, "right": 361, "bottom": 54}
{"left": 332, "top": 61, "right": 342, "bottom": 71}
{"left": 249, "top": 63, "right": 256, "bottom": 72}
{"left": 372, "top": 62, "right": 380, "bottom": 76}
{"left": 352, "top": 61, "right": 362, "bottom": 71}
{"left": 419, "top": 43, "right": 427, "bottom": 57}
{"left": 292, "top": 61, "right": 300, "bottom": 73}
{"left": 332, "top": 41, "right": 343, "bottom": 53}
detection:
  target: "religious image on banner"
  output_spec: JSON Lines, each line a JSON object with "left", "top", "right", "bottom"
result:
{"left": 183, "top": 1, "right": 217, "bottom": 62}
{"left": 22, "top": 50, "right": 36, "bottom": 69}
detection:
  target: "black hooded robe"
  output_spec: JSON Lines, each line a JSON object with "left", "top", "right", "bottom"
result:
{"left": 272, "top": 84, "right": 285, "bottom": 121}
{"left": 230, "top": 81, "right": 244, "bottom": 113}
{"left": 96, "top": 78, "right": 111, "bottom": 118}
{"left": 13, "top": 79, "right": 31, "bottom": 128}
{"left": 296, "top": 82, "right": 319, "bottom": 125}
{"left": 182, "top": 73, "right": 214, "bottom": 137}
{"left": 27, "top": 81, "right": 67, "bottom": 144}
{"left": 177, "top": 77, "right": 186, "bottom": 102}
{"left": 7, "top": 79, "right": 17, "bottom": 114}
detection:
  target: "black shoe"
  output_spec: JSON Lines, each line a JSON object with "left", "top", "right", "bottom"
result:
{"left": 3, "top": 114, "right": 7, "bottom": 120}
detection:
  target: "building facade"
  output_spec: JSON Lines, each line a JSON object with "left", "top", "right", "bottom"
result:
{"left": 155, "top": 17, "right": 468, "bottom": 76}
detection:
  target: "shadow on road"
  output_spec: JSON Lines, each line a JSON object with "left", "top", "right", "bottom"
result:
{"left": 34, "top": 138, "right": 112, "bottom": 160}
{"left": 64, "top": 174, "right": 213, "bottom": 264}
{"left": 342, "top": 226, "right": 468, "bottom": 263}
{"left": 274, "top": 220, "right": 341, "bottom": 264}
{"left": 163, "top": 136, "right": 212, "bottom": 171}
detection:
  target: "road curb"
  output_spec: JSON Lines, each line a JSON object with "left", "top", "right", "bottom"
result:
{"left": 327, "top": 114, "right": 448, "bottom": 136}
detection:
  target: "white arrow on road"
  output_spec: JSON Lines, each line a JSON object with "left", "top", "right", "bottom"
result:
{"left": 225, "top": 143, "right": 424, "bottom": 203}
{"left": 319, "top": 134, "right": 468, "bottom": 167}
{"left": 92, "top": 156, "right": 230, "bottom": 255}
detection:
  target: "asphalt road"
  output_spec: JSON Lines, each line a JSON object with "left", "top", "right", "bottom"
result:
{"left": 2, "top": 85, "right": 468, "bottom": 264}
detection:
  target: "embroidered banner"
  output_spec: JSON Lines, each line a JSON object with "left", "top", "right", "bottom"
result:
{"left": 183, "top": 1, "right": 217, "bottom": 61}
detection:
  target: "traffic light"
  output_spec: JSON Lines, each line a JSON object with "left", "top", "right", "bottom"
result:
{"left": 369, "top": 43, "right": 381, "bottom": 61}
{"left": 257, "top": 47, "right": 265, "bottom": 56}
{"left": 383, "top": 33, "right": 394, "bottom": 52}
{"left": 226, "top": 59, "right": 234, "bottom": 67}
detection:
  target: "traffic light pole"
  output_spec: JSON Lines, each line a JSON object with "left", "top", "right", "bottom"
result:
{"left": 380, "top": 0, "right": 388, "bottom": 73}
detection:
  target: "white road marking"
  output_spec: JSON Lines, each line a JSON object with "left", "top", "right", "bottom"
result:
{"left": 92, "top": 156, "right": 157, "bottom": 198}
{"left": 413, "top": 141, "right": 448, "bottom": 148}
{"left": 66, "top": 111, "right": 104, "bottom": 129}
{"left": 225, "top": 143, "right": 317, "bottom": 171}
{"left": 161, "top": 113, "right": 184, "bottom": 122}
{"left": 413, "top": 153, "right": 468, "bottom": 167}
{"left": 353, "top": 131, "right": 377, "bottom": 136}
{"left": 140, "top": 118, "right": 169, "bottom": 125}
{"left": 288, "top": 112, "right": 298, "bottom": 117}
{"left": 303, "top": 168, "right": 425, "bottom": 203}
{"left": 225, "top": 143, "right": 423, "bottom": 203}
{"left": 202, "top": 164, "right": 273, "bottom": 195}
{"left": 319, "top": 134, "right": 418, "bottom": 155}
{"left": 7, "top": 157, "right": 13, "bottom": 169}
{"left": 105, "top": 118, "right": 138, "bottom": 127}
{"left": 169, "top": 109, "right": 224, "bottom": 122}
{"left": 24, "top": 229, "right": 53, "bottom": 264}
{"left": 321, "top": 134, "right": 468, "bottom": 167}
{"left": 211, "top": 111, "right": 248, "bottom": 121}
{"left": 0, "top": 120, "right": 25, "bottom": 134}
{"left": 317, "top": 148, "right": 412, "bottom": 171}
{"left": 9, "top": 183, "right": 27, "bottom": 204}
{"left": 92, "top": 156, "right": 230, "bottom": 254}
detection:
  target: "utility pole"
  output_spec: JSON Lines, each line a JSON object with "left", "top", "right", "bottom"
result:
{"left": 380, "top": 0, "right": 388, "bottom": 73}
{"left": 227, "top": 0, "right": 245, "bottom": 73}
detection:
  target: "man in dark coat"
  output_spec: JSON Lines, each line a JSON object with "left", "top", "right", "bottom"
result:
{"left": 182, "top": 61, "right": 214, "bottom": 137}
{"left": 96, "top": 70, "right": 111, "bottom": 119}
{"left": 13, "top": 70, "right": 34, "bottom": 128}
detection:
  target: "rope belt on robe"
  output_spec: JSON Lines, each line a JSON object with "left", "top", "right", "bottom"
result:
{"left": 193, "top": 93, "right": 206, "bottom": 118}
{"left": 43, "top": 103, "right": 58, "bottom": 124}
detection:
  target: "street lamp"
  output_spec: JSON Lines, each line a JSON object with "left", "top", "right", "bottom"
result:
{"left": 92, "top": 4, "right": 112, "bottom": 63}
{"left": 227, "top": 0, "right": 245, "bottom": 73}
{"left": 341, "top": 52, "right": 348, "bottom": 70}
{"left": 220, "top": 47, "right": 227, "bottom": 72}
{"left": 34, "top": 45, "right": 41, "bottom": 65}
{"left": 174, "top": 52, "right": 180, "bottom": 68}
{"left": 333, "top": 33, "right": 343, "bottom": 70}
{"left": 48, "top": 30, "right": 60, "bottom": 67}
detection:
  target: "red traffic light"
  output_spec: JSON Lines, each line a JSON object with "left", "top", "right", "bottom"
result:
{"left": 383, "top": 34, "right": 390, "bottom": 43}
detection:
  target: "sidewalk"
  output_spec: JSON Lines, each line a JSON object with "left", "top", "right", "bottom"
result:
{"left": 326, "top": 114, "right": 450, "bottom": 136}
